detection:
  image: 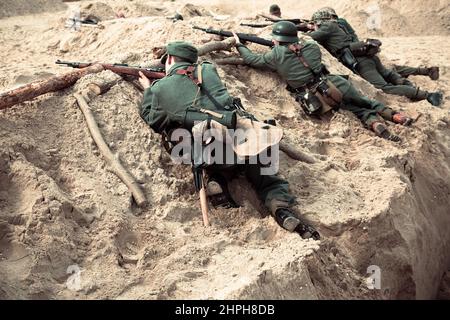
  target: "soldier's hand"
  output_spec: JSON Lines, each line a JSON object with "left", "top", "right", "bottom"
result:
{"left": 232, "top": 32, "right": 241, "bottom": 45}
{"left": 138, "top": 71, "right": 151, "bottom": 89}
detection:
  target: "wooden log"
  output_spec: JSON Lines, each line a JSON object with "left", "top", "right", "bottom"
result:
{"left": 197, "top": 37, "right": 237, "bottom": 56}
{"left": 0, "top": 64, "right": 104, "bottom": 110}
{"left": 148, "top": 37, "right": 237, "bottom": 66}
{"left": 279, "top": 142, "right": 316, "bottom": 164}
{"left": 215, "top": 57, "right": 246, "bottom": 65}
{"left": 87, "top": 79, "right": 120, "bottom": 96}
{"left": 73, "top": 92, "right": 147, "bottom": 208}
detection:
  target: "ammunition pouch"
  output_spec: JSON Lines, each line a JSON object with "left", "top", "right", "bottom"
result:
{"left": 349, "top": 41, "right": 368, "bottom": 57}
{"left": 338, "top": 47, "right": 359, "bottom": 72}
{"left": 184, "top": 108, "right": 237, "bottom": 130}
{"left": 291, "top": 79, "right": 343, "bottom": 116}
{"left": 349, "top": 39, "right": 382, "bottom": 57}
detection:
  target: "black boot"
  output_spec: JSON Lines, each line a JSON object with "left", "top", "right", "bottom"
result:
{"left": 275, "top": 209, "right": 320, "bottom": 240}
{"left": 427, "top": 92, "right": 443, "bottom": 107}
{"left": 427, "top": 67, "right": 440, "bottom": 81}
{"left": 371, "top": 122, "right": 401, "bottom": 142}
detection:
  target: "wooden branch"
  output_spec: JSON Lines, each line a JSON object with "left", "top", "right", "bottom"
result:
{"left": 148, "top": 38, "right": 237, "bottom": 66}
{"left": 73, "top": 92, "right": 147, "bottom": 208}
{"left": 215, "top": 57, "right": 245, "bottom": 65}
{"left": 279, "top": 142, "right": 316, "bottom": 164}
{"left": 198, "top": 37, "right": 237, "bottom": 56}
{"left": 0, "top": 64, "right": 104, "bottom": 110}
{"left": 87, "top": 79, "right": 120, "bottom": 96}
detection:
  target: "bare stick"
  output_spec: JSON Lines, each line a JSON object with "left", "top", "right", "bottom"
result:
{"left": 147, "top": 38, "right": 237, "bottom": 67}
{"left": 73, "top": 92, "right": 147, "bottom": 208}
{"left": 198, "top": 37, "right": 237, "bottom": 56}
{"left": 200, "top": 171, "right": 210, "bottom": 227}
{"left": 0, "top": 64, "right": 104, "bottom": 110}
{"left": 279, "top": 142, "right": 316, "bottom": 164}
{"left": 215, "top": 57, "right": 246, "bottom": 65}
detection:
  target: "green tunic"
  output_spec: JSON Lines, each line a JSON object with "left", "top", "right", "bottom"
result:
{"left": 140, "top": 61, "right": 295, "bottom": 213}
{"left": 309, "top": 21, "right": 352, "bottom": 56}
{"left": 335, "top": 18, "right": 426, "bottom": 79}
{"left": 237, "top": 41, "right": 393, "bottom": 126}
{"left": 141, "top": 62, "right": 233, "bottom": 134}
{"left": 337, "top": 18, "right": 359, "bottom": 42}
{"left": 308, "top": 21, "right": 427, "bottom": 100}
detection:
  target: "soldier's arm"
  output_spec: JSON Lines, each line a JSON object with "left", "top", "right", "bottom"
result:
{"left": 236, "top": 44, "right": 277, "bottom": 70}
{"left": 140, "top": 85, "right": 170, "bottom": 134}
{"left": 308, "top": 25, "right": 331, "bottom": 43}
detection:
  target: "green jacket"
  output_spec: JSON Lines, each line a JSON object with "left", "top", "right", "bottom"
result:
{"left": 309, "top": 21, "right": 353, "bottom": 56}
{"left": 140, "top": 62, "right": 233, "bottom": 133}
{"left": 237, "top": 41, "right": 352, "bottom": 95}
{"left": 337, "top": 18, "right": 359, "bottom": 42}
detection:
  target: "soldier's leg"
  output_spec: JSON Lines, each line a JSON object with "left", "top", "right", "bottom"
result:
{"left": 394, "top": 65, "right": 440, "bottom": 80}
{"left": 242, "top": 163, "right": 319, "bottom": 239}
{"left": 242, "top": 163, "right": 294, "bottom": 212}
{"left": 357, "top": 57, "right": 432, "bottom": 101}
{"left": 340, "top": 82, "right": 407, "bottom": 140}
{"left": 372, "top": 55, "right": 406, "bottom": 84}
{"left": 343, "top": 80, "right": 413, "bottom": 125}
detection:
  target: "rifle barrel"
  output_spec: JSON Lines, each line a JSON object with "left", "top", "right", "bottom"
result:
{"left": 193, "top": 26, "right": 273, "bottom": 47}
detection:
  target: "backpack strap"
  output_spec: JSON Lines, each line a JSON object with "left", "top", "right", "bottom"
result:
{"left": 176, "top": 63, "right": 227, "bottom": 111}
{"left": 288, "top": 43, "right": 311, "bottom": 68}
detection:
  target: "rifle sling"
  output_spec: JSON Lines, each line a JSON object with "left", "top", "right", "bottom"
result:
{"left": 176, "top": 64, "right": 228, "bottom": 111}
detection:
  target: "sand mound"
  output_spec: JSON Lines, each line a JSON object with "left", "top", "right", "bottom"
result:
{"left": 0, "top": 0, "right": 67, "bottom": 19}
{"left": 0, "top": 0, "right": 449, "bottom": 300}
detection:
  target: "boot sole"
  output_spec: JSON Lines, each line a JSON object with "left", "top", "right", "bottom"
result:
{"left": 283, "top": 216, "right": 301, "bottom": 232}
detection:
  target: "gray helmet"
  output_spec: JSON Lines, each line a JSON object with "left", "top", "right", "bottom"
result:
{"left": 311, "top": 10, "right": 334, "bottom": 23}
{"left": 271, "top": 21, "right": 299, "bottom": 43}
{"left": 269, "top": 4, "right": 281, "bottom": 15}
{"left": 320, "top": 7, "right": 338, "bottom": 18}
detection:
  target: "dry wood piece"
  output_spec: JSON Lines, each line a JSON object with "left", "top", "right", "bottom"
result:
{"left": 0, "top": 64, "right": 104, "bottom": 110}
{"left": 87, "top": 79, "right": 120, "bottom": 96}
{"left": 147, "top": 37, "right": 237, "bottom": 67}
{"left": 279, "top": 142, "right": 316, "bottom": 164}
{"left": 198, "top": 37, "right": 237, "bottom": 56}
{"left": 73, "top": 92, "right": 147, "bottom": 208}
{"left": 215, "top": 57, "right": 246, "bottom": 65}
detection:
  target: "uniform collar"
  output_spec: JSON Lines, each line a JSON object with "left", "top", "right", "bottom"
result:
{"left": 167, "top": 62, "right": 194, "bottom": 76}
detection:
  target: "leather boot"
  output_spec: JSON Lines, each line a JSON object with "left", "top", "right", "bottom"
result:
{"left": 275, "top": 209, "right": 320, "bottom": 240}
{"left": 427, "top": 92, "right": 443, "bottom": 107}
{"left": 417, "top": 67, "right": 440, "bottom": 80}
{"left": 372, "top": 122, "right": 401, "bottom": 142}
{"left": 428, "top": 67, "right": 440, "bottom": 81}
{"left": 392, "top": 112, "right": 413, "bottom": 126}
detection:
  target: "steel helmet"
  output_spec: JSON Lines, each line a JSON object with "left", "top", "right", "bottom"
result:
{"left": 271, "top": 21, "right": 299, "bottom": 43}
{"left": 320, "top": 7, "right": 338, "bottom": 18}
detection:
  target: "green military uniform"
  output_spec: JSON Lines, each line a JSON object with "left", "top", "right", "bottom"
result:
{"left": 333, "top": 15, "right": 439, "bottom": 80}
{"left": 236, "top": 39, "right": 396, "bottom": 128}
{"left": 140, "top": 42, "right": 295, "bottom": 217}
{"left": 308, "top": 20, "right": 430, "bottom": 101}
{"left": 336, "top": 17, "right": 358, "bottom": 42}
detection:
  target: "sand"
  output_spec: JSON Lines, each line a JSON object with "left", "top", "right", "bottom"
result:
{"left": 0, "top": 0, "right": 449, "bottom": 300}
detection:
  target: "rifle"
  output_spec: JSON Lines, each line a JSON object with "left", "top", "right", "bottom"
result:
{"left": 240, "top": 23, "right": 273, "bottom": 28}
{"left": 192, "top": 26, "right": 273, "bottom": 47}
{"left": 56, "top": 60, "right": 166, "bottom": 80}
{"left": 241, "top": 21, "right": 313, "bottom": 32}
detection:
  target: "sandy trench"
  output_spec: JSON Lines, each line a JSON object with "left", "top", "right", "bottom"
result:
{"left": 0, "top": 0, "right": 449, "bottom": 299}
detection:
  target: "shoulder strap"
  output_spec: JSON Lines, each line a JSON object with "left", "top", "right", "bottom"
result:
{"left": 176, "top": 63, "right": 227, "bottom": 111}
{"left": 289, "top": 43, "right": 324, "bottom": 77}
{"left": 288, "top": 43, "right": 310, "bottom": 68}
